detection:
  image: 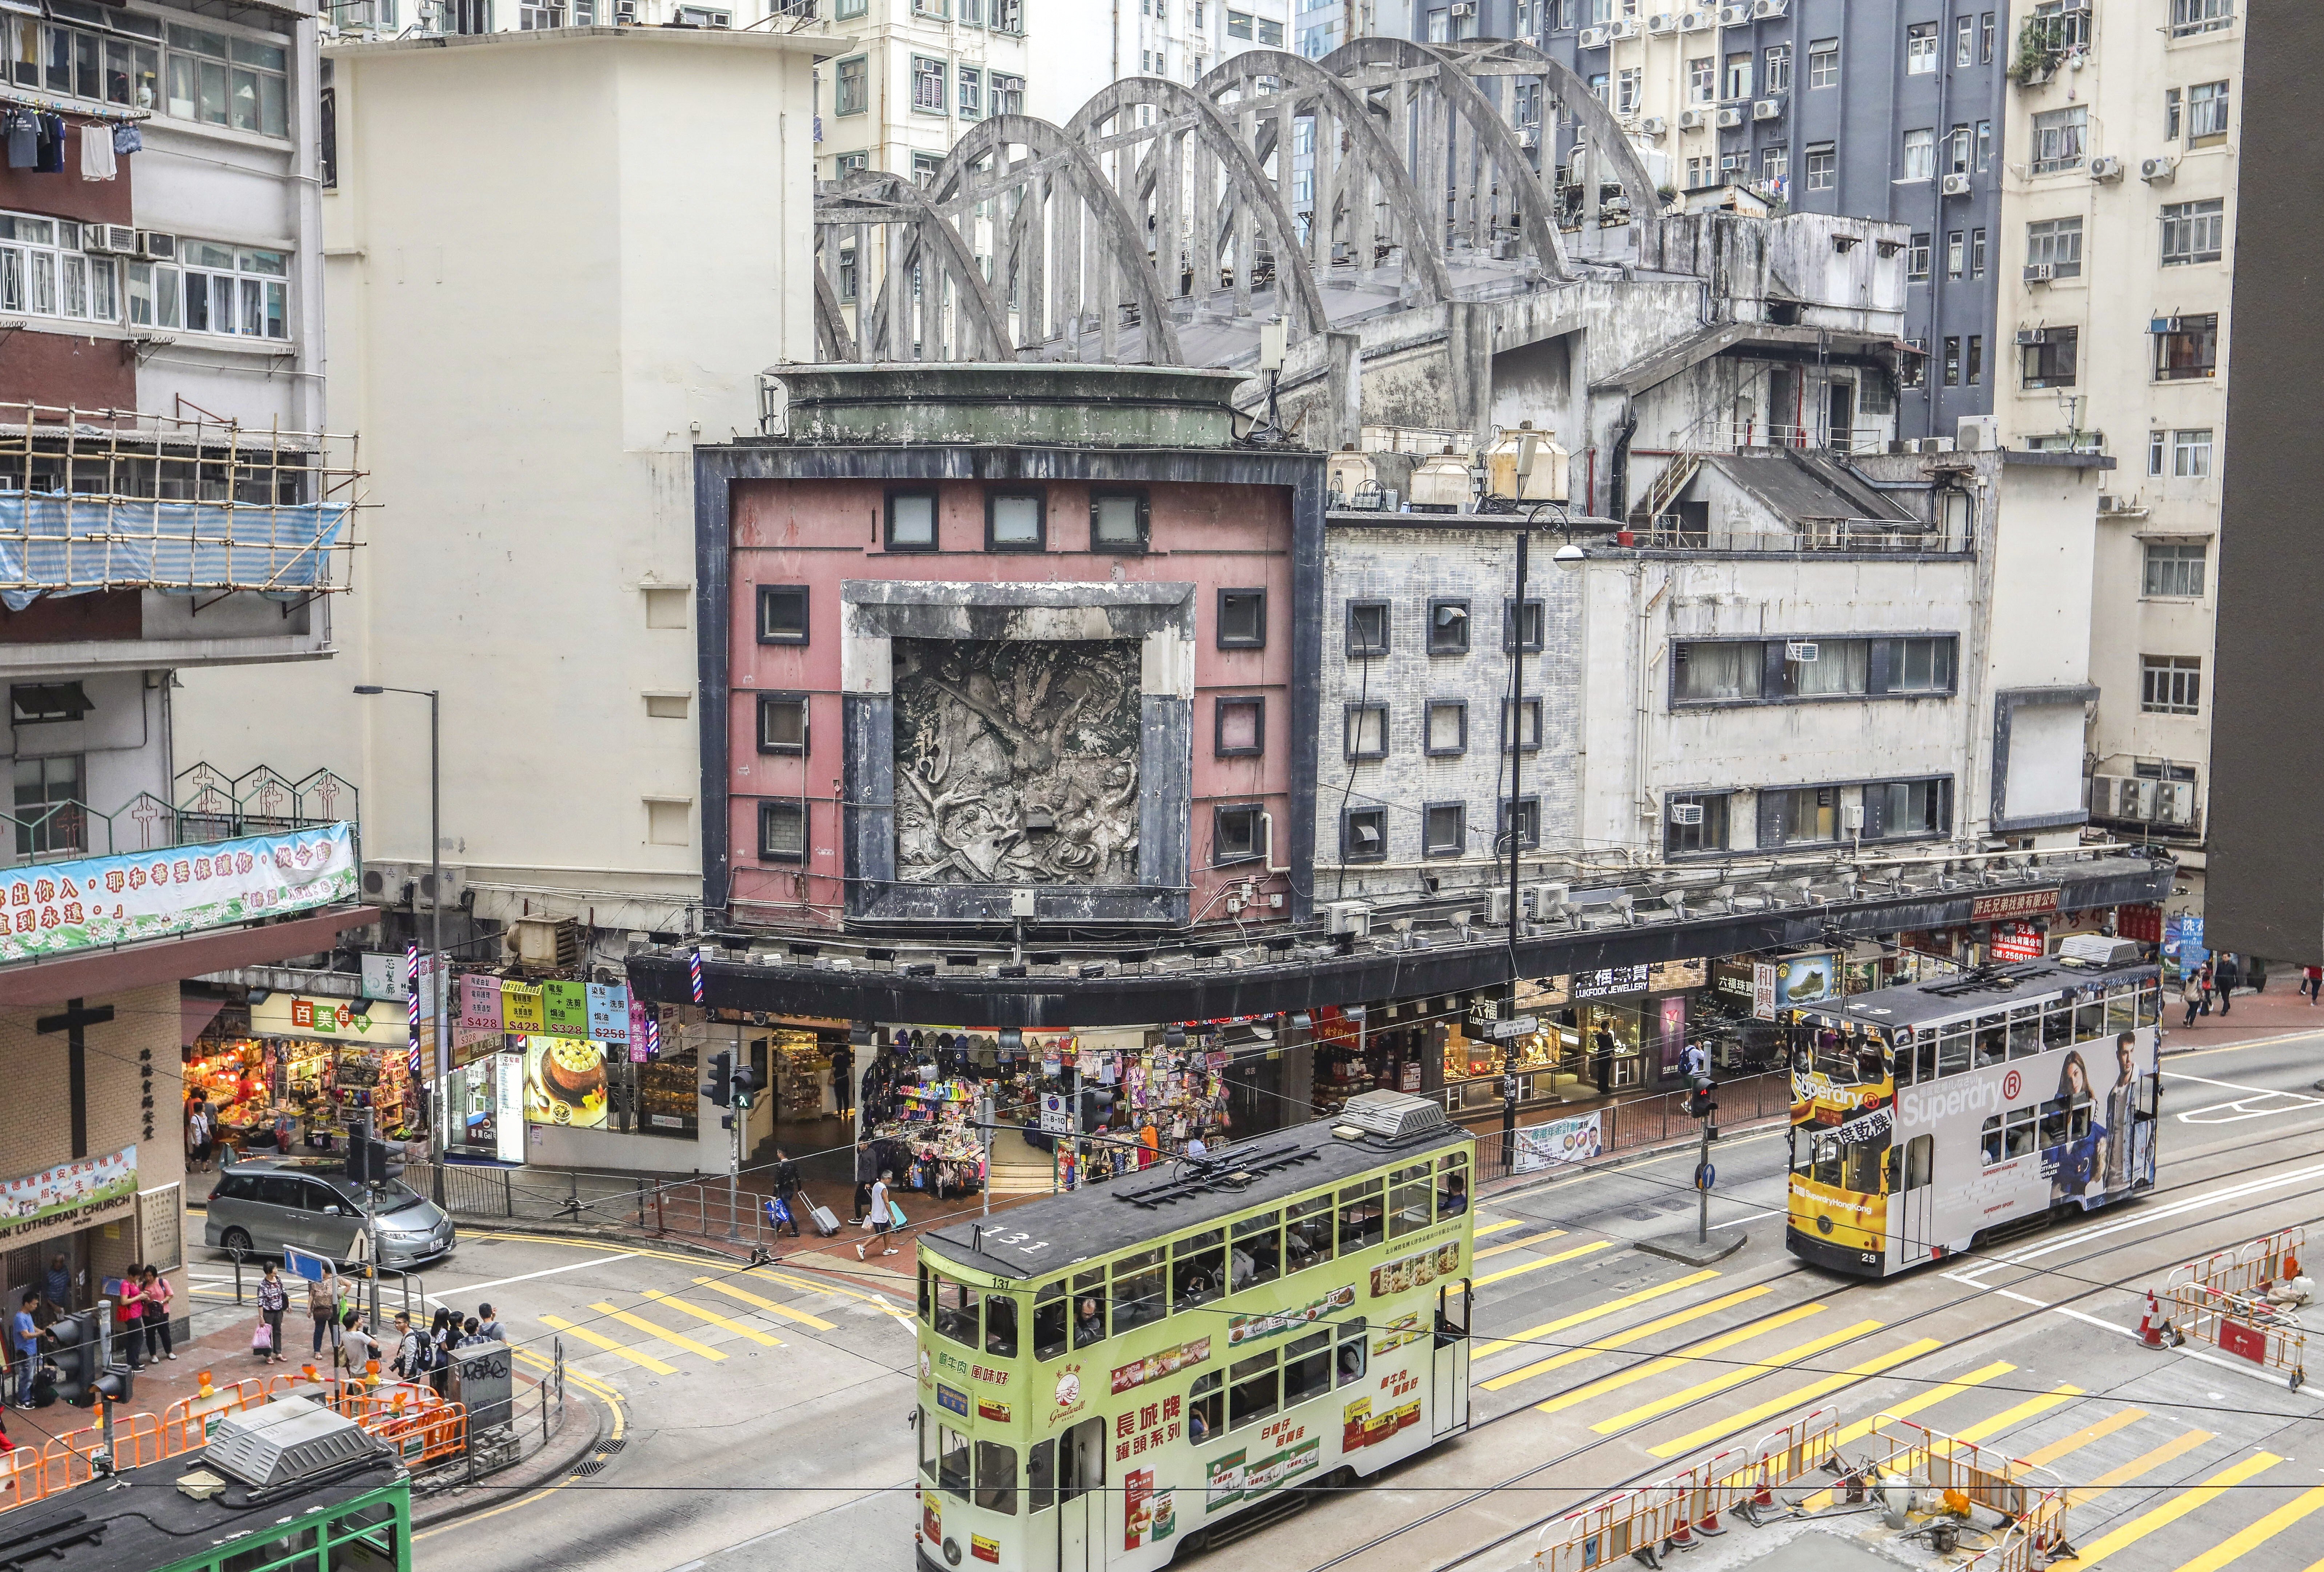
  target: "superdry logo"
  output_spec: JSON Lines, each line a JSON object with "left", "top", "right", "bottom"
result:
{"left": 1898, "top": 1073, "right": 2018, "bottom": 1128}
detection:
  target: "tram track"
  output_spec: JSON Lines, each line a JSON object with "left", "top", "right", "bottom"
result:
{"left": 1295, "top": 1140, "right": 2324, "bottom": 1572}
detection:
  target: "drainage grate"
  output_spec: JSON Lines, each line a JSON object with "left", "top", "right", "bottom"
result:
{"left": 573, "top": 1459, "right": 609, "bottom": 1477}
{"left": 598, "top": 1439, "right": 627, "bottom": 1455}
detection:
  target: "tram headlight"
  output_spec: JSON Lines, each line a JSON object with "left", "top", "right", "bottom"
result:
{"left": 942, "top": 1538, "right": 963, "bottom": 1567}
{"left": 1816, "top": 1213, "right": 1834, "bottom": 1235}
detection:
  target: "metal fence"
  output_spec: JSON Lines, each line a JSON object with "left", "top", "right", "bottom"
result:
{"left": 411, "top": 1161, "right": 794, "bottom": 1251}
{"left": 1475, "top": 1069, "right": 1792, "bottom": 1184}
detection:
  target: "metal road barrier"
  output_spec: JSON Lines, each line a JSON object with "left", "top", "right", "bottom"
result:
{"left": 1864, "top": 1416, "right": 2071, "bottom": 1572}
{"left": 2154, "top": 1227, "right": 2309, "bottom": 1389}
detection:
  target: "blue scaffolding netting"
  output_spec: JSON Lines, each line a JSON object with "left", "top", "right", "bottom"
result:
{"left": 0, "top": 494, "right": 353, "bottom": 609}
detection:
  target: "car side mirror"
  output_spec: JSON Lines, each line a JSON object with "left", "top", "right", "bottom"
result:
{"left": 323, "top": 1205, "right": 342, "bottom": 1215}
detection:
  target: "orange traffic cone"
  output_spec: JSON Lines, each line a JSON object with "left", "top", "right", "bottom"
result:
{"left": 2139, "top": 1290, "right": 2167, "bottom": 1348}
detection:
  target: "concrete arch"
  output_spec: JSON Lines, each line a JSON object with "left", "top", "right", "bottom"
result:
{"left": 1064, "top": 75, "right": 1331, "bottom": 339}
{"left": 831, "top": 171, "right": 1015, "bottom": 364}
{"left": 1463, "top": 37, "right": 1666, "bottom": 223}
{"left": 1195, "top": 48, "right": 1456, "bottom": 305}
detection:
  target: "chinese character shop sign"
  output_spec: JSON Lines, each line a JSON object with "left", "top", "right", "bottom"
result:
{"left": 0, "top": 824, "right": 356, "bottom": 964}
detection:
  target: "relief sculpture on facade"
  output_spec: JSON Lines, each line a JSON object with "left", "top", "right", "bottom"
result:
{"left": 893, "top": 638, "right": 1142, "bottom": 885}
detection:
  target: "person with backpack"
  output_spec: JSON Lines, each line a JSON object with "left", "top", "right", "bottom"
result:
{"left": 427, "top": 1309, "right": 458, "bottom": 1395}
{"left": 388, "top": 1311, "right": 430, "bottom": 1383}
{"left": 772, "top": 1149, "right": 803, "bottom": 1239}
{"left": 253, "top": 1264, "right": 288, "bottom": 1364}
{"left": 308, "top": 1267, "right": 343, "bottom": 1361}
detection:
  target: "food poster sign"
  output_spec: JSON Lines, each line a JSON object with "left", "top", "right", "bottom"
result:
{"left": 1124, "top": 1467, "right": 1176, "bottom": 1551}
{"left": 524, "top": 1035, "right": 608, "bottom": 1129}
{"left": 1343, "top": 1365, "right": 1424, "bottom": 1453}
{"left": 1204, "top": 1419, "right": 1319, "bottom": 1510}
{"left": 1367, "top": 1240, "right": 1464, "bottom": 1297}
{"left": 1226, "top": 1284, "right": 1355, "bottom": 1348}
{"left": 1111, "top": 1336, "right": 1210, "bottom": 1395}
{"left": 0, "top": 824, "right": 356, "bottom": 963}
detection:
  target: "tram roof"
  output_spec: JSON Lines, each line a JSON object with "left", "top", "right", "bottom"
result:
{"left": 921, "top": 1113, "right": 1473, "bottom": 1281}
{"left": 1812, "top": 956, "right": 2159, "bottom": 1030}
{"left": 0, "top": 1444, "right": 406, "bottom": 1572}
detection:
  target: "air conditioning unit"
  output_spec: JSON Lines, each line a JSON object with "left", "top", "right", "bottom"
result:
{"left": 1578, "top": 24, "right": 1610, "bottom": 46}
{"left": 1715, "top": 104, "right": 1745, "bottom": 128}
{"left": 1526, "top": 882, "right": 1570, "bottom": 921}
{"left": 1637, "top": 115, "right": 1668, "bottom": 136}
{"left": 509, "top": 916, "right": 581, "bottom": 969}
{"left": 2157, "top": 781, "right": 2199, "bottom": 826}
{"left": 2122, "top": 779, "right": 2159, "bottom": 820}
{"left": 1606, "top": 17, "right": 1641, "bottom": 39}
{"left": 1679, "top": 9, "right": 1714, "bottom": 31}
{"left": 1483, "top": 888, "right": 1513, "bottom": 926}
{"left": 2088, "top": 155, "right": 2123, "bottom": 182}
{"left": 2140, "top": 156, "right": 2177, "bottom": 184}
{"left": 1957, "top": 415, "right": 1998, "bottom": 451}
{"left": 1647, "top": 11, "right": 1677, "bottom": 33}
{"left": 2061, "top": 0, "right": 2090, "bottom": 12}
{"left": 1716, "top": 1, "right": 1749, "bottom": 21}
{"left": 1752, "top": 96, "right": 1784, "bottom": 120}
{"left": 1784, "top": 640, "right": 1820, "bottom": 662}
{"left": 2015, "top": 327, "right": 2047, "bottom": 345}
{"left": 362, "top": 860, "right": 467, "bottom": 910}
{"left": 1752, "top": 0, "right": 1786, "bottom": 16}
{"left": 1323, "top": 900, "right": 1372, "bottom": 939}
{"left": 1667, "top": 802, "right": 1705, "bottom": 826}
{"left": 1449, "top": 0, "right": 1474, "bottom": 13}
{"left": 136, "top": 231, "right": 177, "bottom": 262}
{"left": 1518, "top": 125, "right": 1542, "bottom": 149}
{"left": 83, "top": 224, "right": 136, "bottom": 255}
{"left": 2023, "top": 262, "right": 2056, "bottom": 283}
{"left": 1678, "top": 107, "right": 1711, "bottom": 129}
{"left": 2149, "top": 314, "right": 2185, "bottom": 335}
{"left": 1941, "top": 172, "right": 1972, "bottom": 195}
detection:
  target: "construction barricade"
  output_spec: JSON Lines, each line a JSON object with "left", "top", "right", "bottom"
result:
{"left": 0, "top": 1447, "right": 43, "bottom": 1511}
{"left": 161, "top": 1376, "right": 275, "bottom": 1452}
{"left": 2165, "top": 1280, "right": 2307, "bottom": 1389}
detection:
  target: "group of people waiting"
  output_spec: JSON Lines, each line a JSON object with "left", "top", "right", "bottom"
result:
{"left": 251, "top": 1260, "right": 503, "bottom": 1396}
{"left": 7, "top": 1255, "right": 177, "bottom": 1408}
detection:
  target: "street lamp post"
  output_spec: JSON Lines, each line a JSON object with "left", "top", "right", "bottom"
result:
{"left": 354, "top": 683, "right": 446, "bottom": 1208}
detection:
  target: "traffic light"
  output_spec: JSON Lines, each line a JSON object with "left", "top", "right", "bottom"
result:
{"left": 346, "top": 1134, "right": 399, "bottom": 1185}
{"left": 1686, "top": 1073, "right": 1718, "bottom": 1122}
{"left": 702, "top": 1050, "right": 733, "bottom": 1108}
{"left": 48, "top": 1313, "right": 94, "bottom": 1408}
{"left": 1079, "top": 1085, "right": 1115, "bottom": 1134}
{"left": 91, "top": 1364, "right": 133, "bottom": 1408}
{"left": 731, "top": 1063, "right": 760, "bottom": 1110}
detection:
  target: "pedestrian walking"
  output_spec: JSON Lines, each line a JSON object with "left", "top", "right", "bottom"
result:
{"left": 2215, "top": 953, "right": 2241, "bottom": 1018}
{"left": 138, "top": 1266, "right": 176, "bottom": 1362}
{"left": 2197, "top": 959, "right": 2216, "bottom": 1016}
{"left": 2250, "top": 956, "right": 2270, "bottom": 994}
{"left": 851, "top": 1139, "right": 878, "bottom": 1224}
{"left": 427, "top": 1309, "right": 457, "bottom": 1395}
{"left": 772, "top": 1149, "right": 803, "bottom": 1239}
{"left": 2182, "top": 970, "right": 2204, "bottom": 1028}
{"left": 255, "top": 1264, "right": 288, "bottom": 1365}
{"left": 340, "top": 1311, "right": 377, "bottom": 1375}
{"left": 857, "top": 1170, "right": 899, "bottom": 1260}
{"left": 185, "top": 1105, "right": 211, "bottom": 1174}
{"left": 2304, "top": 965, "right": 2323, "bottom": 1005}
{"left": 309, "top": 1266, "right": 344, "bottom": 1360}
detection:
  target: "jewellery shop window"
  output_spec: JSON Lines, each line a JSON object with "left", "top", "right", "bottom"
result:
{"left": 632, "top": 1045, "right": 700, "bottom": 1138}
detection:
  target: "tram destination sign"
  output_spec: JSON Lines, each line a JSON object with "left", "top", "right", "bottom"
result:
{"left": 1970, "top": 888, "right": 2059, "bottom": 922}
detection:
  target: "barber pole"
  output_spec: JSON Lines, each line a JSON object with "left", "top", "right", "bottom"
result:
{"left": 689, "top": 945, "right": 706, "bottom": 1005}
{"left": 405, "top": 941, "right": 421, "bottom": 1078}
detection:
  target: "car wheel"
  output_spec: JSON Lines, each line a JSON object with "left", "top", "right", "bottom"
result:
{"left": 221, "top": 1228, "right": 253, "bottom": 1256}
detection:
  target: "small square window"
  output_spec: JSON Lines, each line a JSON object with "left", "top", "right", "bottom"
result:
{"left": 643, "top": 587, "right": 690, "bottom": 629}
{"left": 1426, "top": 598, "right": 1469, "bottom": 655}
{"left": 1342, "top": 806, "right": 1388, "bottom": 863}
{"left": 1503, "top": 598, "right": 1545, "bottom": 652}
{"left": 647, "top": 799, "right": 692, "bottom": 847}
{"left": 1424, "top": 701, "right": 1466, "bottom": 756}
{"left": 757, "top": 584, "right": 808, "bottom": 645}
{"left": 1091, "top": 491, "right": 1147, "bottom": 552}
{"left": 758, "top": 694, "right": 809, "bottom": 755}
{"left": 1423, "top": 802, "right": 1465, "bottom": 858}
{"left": 1215, "top": 696, "right": 1264, "bottom": 757}
{"left": 1213, "top": 804, "right": 1262, "bottom": 865}
{"left": 644, "top": 693, "right": 690, "bottom": 720}
{"left": 987, "top": 491, "right": 1046, "bottom": 551}
{"left": 1499, "top": 796, "right": 1541, "bottom": 851}
{"left": 759, "top": 800, "right": 806, "bottom": 862}
{"left": 1501, "top": 698, "right": 1541, "bottom": 752}
{"left": 1217, "top": 588, "right": 1266, "bottom": 648}
{"left": 887, "top": 490, "right": 938, "bottom": 551}
{"left": 1346, "top": 600, "right": 1390, "bottom": 657}
{"left": 1344, "top": 703, "right": 1387, "bottom": 760}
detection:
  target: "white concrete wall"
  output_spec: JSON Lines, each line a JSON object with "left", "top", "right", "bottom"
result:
{"left": 171, "top": 28, "right": 821, "bottom": 937}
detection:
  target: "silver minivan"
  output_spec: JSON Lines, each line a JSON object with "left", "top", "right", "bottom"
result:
{"left": 205, "top": 1157, "right": 456, "bottom": 1270}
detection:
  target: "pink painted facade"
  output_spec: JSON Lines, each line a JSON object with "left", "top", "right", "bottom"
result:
{"left": 725, "top": 477, "right": 1299, "bottom": 931}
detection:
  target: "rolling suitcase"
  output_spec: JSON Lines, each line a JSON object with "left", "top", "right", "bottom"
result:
{"left": 809, "top": 1202, "right": 842, "bottom": 1237}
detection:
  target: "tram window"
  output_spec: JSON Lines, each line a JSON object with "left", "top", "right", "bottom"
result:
{"left": 975, "top": 1439, "right": 1019, "bottom": 1515}
{"left": 1809, "top": 1132, "right": 1841, "bottom": 1187}
{"left": 2041, "top": 1001, "right": 2075, "bottom": 1050}
{"left": 1033, "top": 1281, "right": 1069, "bottom": 1360}
{"left": 1229, "top": 1349, "right": 1281, "bottom": 1430}
{"left": 1283, "top": 1328, "right": 1332, "bottom": 1405}
{"left": 1336, "top": 1320, "right": 1369, "bottom": 1387}
{"left": 1113, "top": 1248, "right": 1166, "bottom": 1333}
{"left": 1027, "top": 1438, "right": 1057, "bottom": 1511}
{"left": 1438, "top": 1153, "right": 1470, "bottom": 1216}
{"left": 1071, "top": 1269, "right": 1107, "bottom": 1347}
{"left": 1980, "top": 1116, "right": 2002, "bottom": 1166}
{"left": 1058, "top": 1415, "right": 1106, "bottom": 1501}
{"left": 917, "top": 1264, "right": 931, "bottom": 1322}
{"left": 2004, "top": 1106, "right": 2037, "bottom": 1160}
{"left": 1974, "top": 1015, "right": 2008, "bottom": 1066}
{"left": 933, "top": 1277, "right": 978, "bottom": 1348}
{"left": 1813, "top": 1027, "right": 1862, "bottom": 1086}
{"left": 1188, "top": 1372, "right": 1224, "bottom": 1444}
{"left": 328, "top": 1514, "right": 399, "bottom": 1572}
{"left": 1338, "top": 1178, "right": 1385, "bottom": 1254}
{"left": 1936, "top": 1024, "right": 1970, "bottom": 1077}
{"left": 1388, "top": 1163, "right": 1433, "bottom": 1240}
{"left": 2006, "top": 1005, "right": 2042, "bottom": 1059}
{"left": 2137, "top": 983, "right": 2160, "bottom": 1028}
{"left": 1287, "top": 1194, "right": 1335, "bottom": 1271}
{"left": 1174, "top": 1229, "right": 1225, "bottom": 1310}
{"left": 985, "top": 1292, "right": 1018, "bottom": 1357}
{"left": 2075, "top": 993, "right": 2106, "bottom": 1042}
{"left": 2105, "top": 986, "right": 2136, "bottom": 1035}
{"left": 1908, "top": 1033, "right": 1936, "bottom": 1086}
{"left": 1232, "top": 1210, "right": 1282, "bottom": 1289}
{"left": 225, "top": 1529, "right": 317, "bottom": 1572}
{"left": 938, "top": 1424, "right": 972, "bottom": 1496}
{"left": 1903, "top": 1133, "right": 1933, "bottom": 1190}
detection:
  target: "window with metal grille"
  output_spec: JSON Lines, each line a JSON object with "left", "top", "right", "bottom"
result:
{"left": 2141, "top": 655, "right": 2201, "bottom": 715}
{"left": 2143, "top": 542, "right": 2207, "bottom": 599}
{"left": 912, "top": 55, "right": 945, "bottom": 113}
{"left": 2160, "top": 200, "right": 2225, "bottom": 266}
{"left": 759, "top": 801, "right": 805, "bottom": 862}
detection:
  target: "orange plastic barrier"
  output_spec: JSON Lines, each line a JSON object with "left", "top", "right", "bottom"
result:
{"left": 1535, "top": 1409, "right": 1841, "bottom": 1571}
{"left": 0, "top": 1447, "right": 44, "bottom": 1510}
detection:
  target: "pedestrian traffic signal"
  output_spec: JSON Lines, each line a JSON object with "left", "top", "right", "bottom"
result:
{"left": 1686, "top": 1073, "right": 1718, "bottom": 1122}
{"left": 48, "top": 1313, "right": 94, "bottom": 1408}
{"left": 703, "top": 1050, "right": 733, "bottom": 1108}
{"left": 731, "top": 1063, "right": 760, "bottom": 1110}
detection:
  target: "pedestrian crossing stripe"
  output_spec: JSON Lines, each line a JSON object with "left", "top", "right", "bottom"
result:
{"left": 591, "top": 1302, "right": 728, "bottom": 1362}
{"left": 1534, "top": 1302, "right": 1825, "bottom": 1416}
{"left": 1796, "top": 1363, "right": 2020, "bottom": 1507}
{"left": 1473, "top": 1238, "right": 1617, "bottom": 1288}
{"left": 701, "top": 1275, "right": 839, "bottom": 1331}
{"left": 2069, "top": 1428, "right": 2217, "bottom": 1512}
{"left": 540, "top": 1313, "right": 678, "bottom": 1376}
{"left": 642, "top": 1289, "right": 784, "bottom": 1346}
{"left": 1474, "top": 1218, "right": 1529, "bottom": 1238}
{"left": 2164, "top": 1483, "right": 2324, "bottom": 1572}
{"left": 1950, "top": 1383, "right": 2085, "bottom": 1445}
{"left": 2056, "top": 1451, "right": 2283, "bottom": 1567}
{"left": 746, "top": 1266, "right": 914, "bottom": 1327}
{"left": 1475, "top": 1229, "right": 1570, "bottom": 1261}
{"left": 1646, "top": 1338, "right": 1942, "bottom": 1459}
{"left": 1475, "top": 1271, "right": 1724, "bottom": 1364}
{"left": 1599, "top": 1319, "right": 1884, "bottom": 1433}
{"left": 2016, "top": 1407, "right": 2147, "bottom": 1469}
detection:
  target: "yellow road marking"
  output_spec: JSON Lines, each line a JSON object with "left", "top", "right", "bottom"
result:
{"left": 2057, "top": 1452, "right": 2281, "bottom": 1567}
{"left": 1476, "top": 1229, "right": 1570, "bottom": 1261}
{"left": 1800, "top": 1363, "right": 2018, "bottom": 1505}
{"left": 1649, "top": 1338, "right": 1942, "bottom": 1459}
{"left": 418, "top": 1350, "right": 630, "bottom": 1541}
{"left": 1477, "top": 1271, "right": 1724, "bottom": 1365}
{"left": 643, "top": 1288, "right": 784, "bottom": 1346}
{"left": 591, "top": 1302, "right": 727, "bottom": 1362}
{"left": 2165, "top": 1485, "right": 2324, "bottom": 1572}
{"left": 1953, "top": 1384, "right": 2086, "bottom": 1444}
{"left": 1474, "top": 1217, "right": 1528, "bottom": 1238}
{"left": 747, "top": 1266, "right": 914, "bottom": 1325}
{"left": 1473, "top": 1238, "right": 1616, "bottom": 1288}
{"left": 2071, "top": 1428, "right": 2218, "bottom": 1512}
{"left": 1600, "top": 1318, "right": 1880, "bottom": 1433}
{"left": 719, "top": 1273, "right": 840, "bottom": 1330}
{"left": 2017, "top": 1407, "right": 2148, "bottom": 1469}
{"left": 1536, "top": 1302, "right": 1825, "bottom": 1416}
{"left": 461, "top": 1230, "right": 913, "bottom": 1320}
{"left": 539, "top": 1313, "right": 676, "bottom": 1376}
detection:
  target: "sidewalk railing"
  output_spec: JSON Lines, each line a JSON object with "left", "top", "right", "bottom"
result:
{"left": 411, "top": 1162, "right": 797, "bottom": 1250}
{"left": 1476, "top": 1069, "right": 1793, "bottom": 1184}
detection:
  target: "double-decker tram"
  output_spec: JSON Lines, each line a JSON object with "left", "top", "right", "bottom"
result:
{"left": 911, "top": 1090, "right": 1476, "bottom": 1572}
{"left": 1784, "top": 953, "right": 2164, "bottom": 1277}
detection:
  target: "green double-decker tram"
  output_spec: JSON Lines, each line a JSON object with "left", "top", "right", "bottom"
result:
{"left": 913, "top": 1090, "right": 1476, "bottom": 1572}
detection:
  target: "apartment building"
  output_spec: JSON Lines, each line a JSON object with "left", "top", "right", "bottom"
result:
{"left": 1990, "top": 0, "right": 2240, "bottom": 912}
{"left": 1043, "top": 0, "right": 1299, "bottom": 98}
{"left": 1420, "top": 0, "right": 2006, "bottom": 442}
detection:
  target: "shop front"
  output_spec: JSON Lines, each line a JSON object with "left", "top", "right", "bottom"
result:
{"left": 1429, "top": 961, "right": 1708, "bottom": 1117}
{"left": 186, "top": 992, "right": 422, "bottom": 1158}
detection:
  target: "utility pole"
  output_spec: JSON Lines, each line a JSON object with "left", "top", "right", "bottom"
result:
{"left": 1503, "top": 529, "right": 1529, "bottom": 1175}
